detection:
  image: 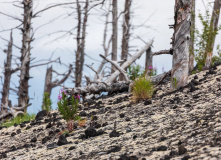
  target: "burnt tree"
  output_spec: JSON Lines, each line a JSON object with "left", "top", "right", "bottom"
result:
{"left": 189, "top": 0, "right": 195, "bottom": 72}
{"left": 1, "top": 31, "right": 13, "bottom": 115}
{"left": 75, "top": 0, "right": 89, "bottom": 87}
{"left": 18, "top": 0, "right": 33, "bottom": 113}
{"left": 145, "top": 47, "right": 152, "bottom": 75}
{"left": 111, "top": 0, "right": 118, "bottom": 73}
{"left": 171, "top": 0, "right": 192, "bottom": 89}
{"left": 205, "top": 0, "right": 221, "bottom": 68}
{"left": 119, "top": 0, "right": 132, "bottom": 81}
{"left": 44, "top": 65, "right": 72, "bottom": 96}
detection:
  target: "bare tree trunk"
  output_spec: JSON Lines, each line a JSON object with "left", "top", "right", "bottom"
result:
{"left": 111, "top": 0, "right": 118, "bottom": 73}
{"left": 1, "top": 31, "right": 13, "bottom": 115}
{"left": 205, "top": 0, "right": 221, "bottom": 68}
{"left": 44, "top": 66, "right": 53, "bottom": 95}
{"left": 44, "top": 65, "right": 72, "bottom": 96}
{"left": 189, "top": 0, "right": 195, "bottom": 73}
{"left": 18, "top": 0, "right": 33, "bottom": 113}
{"left": 145, "top": 47, "right": 152, "bottom": 75}
{"left": 94, "top": 2, "right": 112, "bottom": 81}
{"left": 75, "top": 0, "right": 89, "bottom": 87}
{"left": 119, "top": 0, "right": 132, "bottom": 81}
{"left": 171, "top": 0, "right": 192, "bottom": 89}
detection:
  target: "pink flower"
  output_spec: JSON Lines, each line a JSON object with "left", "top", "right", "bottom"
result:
{"left": 148, "top": 66, "right": 153, "bottom": 69}
{"left": 58, "top": 95, "right": 62, "bottom": 101}
{"left": 75, "top": 94, "right": 80, "bottom": 101}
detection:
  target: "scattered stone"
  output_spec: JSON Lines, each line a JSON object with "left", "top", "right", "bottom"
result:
{"left": 35, "top": 110, "right": 47, "bottom": 121}
{"left": 42, "top": 137, "right": 48, "bottom": 144}
{"left": 11, "top": 132, "right": 16, "bottom": 137}
{"left": 79, "top": 111, "right": 87, "bottom": 116}
{"left": 47, "top": 142, "right": 59, "bottom": 150}
{"left": 69, "top": 146, "right": 76, "bottom": 150}
{"left": 156, "top": 145, "right": 167, "bottom": 151}
{"left": 85, "top": 127, "right": 97, "bottom": 138}
{"left": 13, "top": 123, "right": 18, "bottom": 127}
{"left": 46, "top": 122, "right": 53, "bottom": 129}
{"left": 178, "top": 145, "right": 187, "bottom": 155}
{"left": 118, "top": 154, "right": 138, "bottom": 160}
{"left": 107, "top": 146, "right": 121, "bottom": 153}
{"left": 119, "top": 113, "right": 125, "bottom": 118}
{"left": 31, "top": 137, "right": 37, "bottom": 143}
{"left": 16, "top": 129, "right": 21, "bottom": 134}
{"left": 11, "top": 145, "right": 16, "bottom": 151}
{"left": 125, "top": 117, "right": 131, "bottom": 121}
{"left": 20, "top": 123, "right": 26, "bottom": 128}
{"left": 109, "top": 130, "right": 121, "bottom": 138}
{"left": 194, "top": 75, "right": 198, "bottom": 79}
{"left": 25, "top": 125, "right": 31, "bottom": 130}
{"left": 144, "top": 99, "right": 152, "bottom": 105}
{"left": 181, "top": 155, "right": 191, "bottom": 160}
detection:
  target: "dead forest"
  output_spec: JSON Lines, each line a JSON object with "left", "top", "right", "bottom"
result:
{"left": 0, "top": 0, "right": 221, "bottom": 121}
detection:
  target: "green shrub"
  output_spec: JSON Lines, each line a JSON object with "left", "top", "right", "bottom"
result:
{"left": 1, "top": 113, "right": 36, "bottom": 127}
{"left": 195, "top": 10, "right": 221, "bottom": 69}
{"left": 57, "top": 90, "right": 80, "bottom": 132}
{"left": 127, "top": 65, "right": 145, "bottom": 81}
{"left": 131, "top": 76, "right": 154, "bottom": 102}
{"left": 42, "top": 92, "right": 52, "bottom": 113}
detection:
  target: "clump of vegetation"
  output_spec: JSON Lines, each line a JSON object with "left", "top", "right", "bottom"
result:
{"left": 57, "top": 89, "right": 81, "bottom": 132}
{"left": 127, "top": 65, "right": 145, "bottom": 81}
{"left": 148, "top": 66, "right": 157, "bottom": 76}
{"left": 195, "top": 10, "right": 221, "bottom": 70}
{"left": 42, "top": 92, "right": 52, "bottom": 113}
{"left": 1, "top": 113, "right": 36, "bottom": 127}
{"left": 131, "top": 76, "right": 154, "bottom": 102}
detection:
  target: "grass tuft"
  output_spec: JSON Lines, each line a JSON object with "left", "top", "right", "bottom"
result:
{"left": 131, "top": 76, "right": 154, "bottom": 102}
{"left": 1, "top": 113, "right": 36, "bottom": 127}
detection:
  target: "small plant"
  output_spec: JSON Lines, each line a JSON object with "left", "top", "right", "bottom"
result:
{"left": 131, "top": 76, "right": 154, "bottom": 102}
{"left": 78, "top": 118, "right": 87, "bottom": 127}
{"left": 172, "top": 77, "right": 178, "bottom": 89}
{"left": 42, "top": 92, "right": 52, "bottom": 113}
{"left": 195, "top": 10, "right": 221, "bottom": 70}
{"left": 57, "top": 89, "right": 81, "bottom": 132}
{"left": 148, "top": 66, "right": 157, "bottom": 76}
{"left": 127, "top": 65, "right": 145, "bottom": 81}
{"left": 1, "top": 113, "right": 36, "bottom": 127}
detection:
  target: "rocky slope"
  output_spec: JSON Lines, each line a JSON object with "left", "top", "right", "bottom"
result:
{"left": 0, "top": 66, "right": 221, "bottom": 160}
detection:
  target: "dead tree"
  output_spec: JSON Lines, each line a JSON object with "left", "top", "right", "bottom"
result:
{"left": 18, "top": 0, "right": 33, "bottom": 113}
{"left": 145, "top": 47, "right": 152, "bottom": 75}
{"left": 111, "top": 0, "right": 118, "bottom": 73}
{"left": 171, "top": 0, "right": 192, "bottom": 89}
{"left": 44, "top": 65, "right": 72, "bottom": 96}
{"left": 205, "top": 0, "right": 221, "bottom": 68}
{"left": 1, "top": 31, "right": 14, "bottom": 115}
{"left": 189, "top": 0, "right": 195, "bottom": 72}
{"left": 66, "top": 39, "right": 153, "bottom": 99}
{"left": 119, "top": 0, "right": 132, "bottom": 81}
{"left": 94, "top": 1, "right": 112, "bottom": 81}
{"left": 75, "top": 0, "right": 89, "bottom": 87}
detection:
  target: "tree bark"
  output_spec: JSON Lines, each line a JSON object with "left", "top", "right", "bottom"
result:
{"left": 189, "top": 0, "right": 195, "bottom": 72}
{"left": 18, "top": 0, "right": 33, "bottom": 113}
{"left": 1, "top": 31, "right": 13, "bottom": 115}
{"left": 171, "top": 0, "right": 192, "bottom": 89}
{"left": 44, "top": 65, "right": 72, "bottom": 96}
{"left": 75, "top": 0, "right": 89, "bottom": 87}
{"left": 205, "top": 0, "right": 221, "bottom": 68}
{"left": 145, "top": 47, "right": 152, "bottom": 75}
{"left": 111, "top": 0, "right": 118, "bottom": 73}
{"left": 119, "top": 0, "right": 132, "bottom": 81}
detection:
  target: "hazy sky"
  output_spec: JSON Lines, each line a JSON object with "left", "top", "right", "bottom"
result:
{"left": 0, "top": 0, "right": 219, "bottom": 114}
